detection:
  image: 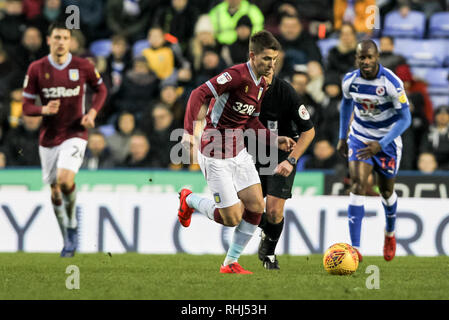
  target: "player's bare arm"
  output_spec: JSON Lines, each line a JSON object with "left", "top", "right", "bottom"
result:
{"left": 356, "top": 141, "right": 382, "bottom": 160}
{"left": 337, "top": 139, "right": 348, "bottom": 158}
{"left": 275, "top": 127, "right": 315, "bottom": 177}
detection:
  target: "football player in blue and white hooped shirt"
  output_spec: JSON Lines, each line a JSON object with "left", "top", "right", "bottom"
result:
{"left": 337, "top": 40, "right": 411, "bottom": 262}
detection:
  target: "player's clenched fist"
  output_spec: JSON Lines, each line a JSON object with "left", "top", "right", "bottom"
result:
{"left": 81, "top": 109, "right": 97, "bottom": 129}
{"left": 42, "top": 99, "right": 60, "bottom": 115}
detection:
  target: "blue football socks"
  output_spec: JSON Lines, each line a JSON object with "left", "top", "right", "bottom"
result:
{"left": 348, "top": 193, "right": 365, "bottom": 248}
{"left": 382, "top": 192, "right": 398, "bottom": 235}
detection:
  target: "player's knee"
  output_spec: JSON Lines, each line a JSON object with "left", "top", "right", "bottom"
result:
{"left": 380, "top": 189, "right": 393, "bottom": 200}
{"left": 266, "top": 208, "right": 283, "bottom": 224}
{"left": 351, "top": 180, "right": 367, "bottom": 195}
{"left": 223, "top": 214, "right": 242, "bottom": 227}
{"left": 245, "top": 200, "right": 264, "bottom": 214}
{"left": 58, "top": 180, "right": 74, "bottom": 194}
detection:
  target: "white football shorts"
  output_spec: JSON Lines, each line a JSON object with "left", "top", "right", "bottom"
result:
{"left": 197, "top": 148, "right": 261, "bottom": 208}
{"left": 39, "top": 137, "right": 87, "bottom": 184}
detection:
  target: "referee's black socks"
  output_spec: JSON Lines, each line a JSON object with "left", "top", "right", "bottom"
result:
{"left": 259, "top": 213, "right": 284, "bottom": 241}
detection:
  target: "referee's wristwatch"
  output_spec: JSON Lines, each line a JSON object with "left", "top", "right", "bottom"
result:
{"left": 287, "top": 157, "right": 297, "bottom": 167}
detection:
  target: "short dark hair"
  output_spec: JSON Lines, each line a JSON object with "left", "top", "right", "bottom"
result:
{"left": 47, "top": 21, "right": 72, "bottom": 36}
{"left": 249, "top": 30, "right": 281, "bottom": 55}
{"left": 357, "top": 39, "right": 379, "bottom": 54}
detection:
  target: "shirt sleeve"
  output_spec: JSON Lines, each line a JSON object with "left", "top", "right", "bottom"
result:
{"left": 184, "top": 68, "right": 240, "bottom": 134}
{"left": 22, "top": 63, "right": 43, "bottom": 116}
{"left": 386, "top": 78, "right": 409, "bottom": 110}
{"left": 22, "top": 63, "right": 38, "bottom": 100}
{"left": 287, "top": 85, "right": 314, "bottom": 132}
{"left": 85, "top": 61, "right": 107, "bottom": 112}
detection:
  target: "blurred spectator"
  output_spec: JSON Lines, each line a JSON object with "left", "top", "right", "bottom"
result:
{"left": 0, "top": 48, "right": 22, "bottom": 102}
{"left": 111, "top": 56, "right": 159, "bottom": 124}
{"left": 142, "top": 25, "right": 192, "bottom": 84}
{"left": 153, "top": 0, "right": 200, "bottom": 56}
{"left": 221, "top": 15, "right": 251, "bottom": 65}
{"left": 379, "top": 36, "right": 433, "bottom": 123}
{"left": 320, "top": 73, "right": 343, "bottom": 147}
{"left": 417, "top": 152, "right": 438, "bottom": 174}
{"left": 119, "top": 132, "right": 161, "bottom": 168}
{"left": 69, "top": 29, "right": 91, "bottom": 57}
{"left": 189, "top": 14, "right": 221, "bottom": 73}
{"left": 194, "top": 46, "right": 227, "bottom": 88}
{"left": 277, "top": 14, "right": 322, "bottom": 75}
{"left": 256, "top": 0, "right": 296, "bottom": 36}
{"left": 63, "top": 0, "right": 110, "bottom": 43}
{"left": 0, "top": 0, "right": 27, "bottom": 58}
{"left": 396, "top": 64, "right": 433, "bottom": 126}
{"left": 379, "top": 36, "right": 407, "bottom": 73}
{"left": 3, "top": 115, "right": 41, "bottom": 166}
{"left": 106, "top": 0, "right": 155, "bottom": 43}
{"left": 81, "top": 130, "right": 115, "bottom": 170}
{"left": 420, "top": 105, "right": 449, "bottom": 170}
{"left": 30, "top": 0, "right": 65, "bottom": 39}
{"left": 221, "top": 15, "right": 251, "bottom": 66}
{"left": 306, "top": 61, "right": 325, "bottom": 104}
{"left": 333, "top": 0, "right": 376, "bottom": 35}
{"left": 7, "top": 87, "right": 23, "bottom": 128}
{"left": 304, "top": 138, "right": 345, "bottom": 170}
{"left": 290, "top": 70, "right": 323, "bottom": 130}
{"left": 22, "top": 0, "right": 44, "bottom": 20}
{"left": 13, "top": 26, "right": 46, "bottom": 74}
{"left": 152, "top": 83, "right": 186, "bottom": 128}
{"left": 208, "top": 0, "right": 264, "bottom": 45}
{"left": 106, "top": 111, "right": 136, "bottom": 164}
{"left": 147, "top": 104, "right": 178, "bottom": 168}
{"left": 105, "top": 34, "right": 132, "bottom": 95}
{"left": 325, "top": 22, "right": 357, "bottom": 81}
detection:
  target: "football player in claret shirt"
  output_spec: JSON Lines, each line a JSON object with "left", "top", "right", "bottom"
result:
{"left": 22, "top": 22, "right": 107, "bottom": 257}
{"left": 177, "top": 30, "right": 295, "bottom": 274}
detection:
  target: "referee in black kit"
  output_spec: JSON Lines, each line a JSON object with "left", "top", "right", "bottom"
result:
{"left": 256, "top": 69, "right": 315, "bottom": 269}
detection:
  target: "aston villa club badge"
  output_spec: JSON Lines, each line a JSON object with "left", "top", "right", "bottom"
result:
{"left": 69, "top": 69, "right": 79, "bottom": 81}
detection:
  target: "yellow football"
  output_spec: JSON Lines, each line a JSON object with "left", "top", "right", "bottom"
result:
{"left": 323, "top": 243, "right": 359, "bottom": 275}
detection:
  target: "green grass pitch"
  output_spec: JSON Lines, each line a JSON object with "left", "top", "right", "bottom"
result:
{"left": 1, "top": 253, "right": 448, "bottom": 300}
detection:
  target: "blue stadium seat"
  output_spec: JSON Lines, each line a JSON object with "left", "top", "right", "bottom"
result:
{"left": 317, "top": 38, "right": 338, "bottom": 61}
{"left": 394, "top": 39, "right": 446, "bottom": 67}
{"left": 383, "top": 10, "right": 426, "bottom": 38}
{"left": 411, "top": 67, "right": 449, "bottom": 95}
{"left": 429, "top": 12, "right": 449, "bottom": 38}
{"left": 132, "top": 39, "right": 150, "bottom": 57}
{"left": 430, "top": 95, "right": 449, "bottom": 109}
{"left": 89, "top": 39, "right": 112, "bottom": 57}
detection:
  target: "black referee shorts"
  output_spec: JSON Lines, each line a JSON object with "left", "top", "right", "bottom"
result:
{"left": 256, "top": 159, "right": 297, "bottom": 199}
